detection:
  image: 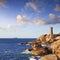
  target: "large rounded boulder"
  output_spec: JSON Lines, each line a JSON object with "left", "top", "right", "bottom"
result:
{"left": 40, "top": 54, "right": 57, "bottom": 60}
{"left": 51, "top": 40, "right": 60, "bottom": 59}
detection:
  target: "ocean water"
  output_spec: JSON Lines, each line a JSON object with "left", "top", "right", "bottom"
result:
{"left": 0, "top": 38, "right": 36, "bottom": 60}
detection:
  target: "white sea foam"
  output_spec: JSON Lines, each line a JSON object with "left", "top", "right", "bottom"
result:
{"left": 29, "top": 58, "right": 36, "bottom": 60}
{"left": 21, "top": 49, "right": 31, "bottom": 54}
{"left": 29, "top": 56, "right": 41, "bottom": 60}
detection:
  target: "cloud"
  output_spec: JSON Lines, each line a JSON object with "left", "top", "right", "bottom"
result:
{"left": 26, "top": 2, "right": 41, "bottom": 13}
{"left": 16, "top": 15, "right": 32, "bottom": 26}
{"left": 7, "top": 24, "right": 13, "bottom": 29}
{"left": 0, "top": 0, "right": 6, "bottom": 7}
{"left": 0, "top": 26, "right": 6, "bottom": 30}
{"left": 0, "top": 26, "right": 3, "bottom": 29}
{"left": 0, "top": 24, "right": 14, "bottom": 30}
{"left": 49, "top": 13, "right": 56, "bottom": 19}
{"left": 34, "top": 19, "right": 47, "bottom": 26}
{"left": 16, "top": 13, "right": 60, "bottom": 26}
{"left": 54, "top": 4, "right": 60, "bottom": 12}
{"left": 48, "top": 13, "right": 60, "bottom": 24}
{"left": 16, "top": 15, "right": 27, "bottom": 25}
{"left": 16, "top": 15, "right": 47, "bottom": 26}
{"left": 33, "top": 13, "right": 60, "bottom": 25}
{"left": 16, "top": 15, "right": 24, "bottom": 22}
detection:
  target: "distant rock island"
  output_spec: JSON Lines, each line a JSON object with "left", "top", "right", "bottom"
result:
{"left": 25, "top": 27, "right": 60, "bottom": 60}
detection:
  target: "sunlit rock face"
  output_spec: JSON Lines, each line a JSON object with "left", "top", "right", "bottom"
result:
{"left": 51, "top": 40, "right": 60, "bottom": 59}
{"left": 38, "top": 34, "right": 51, "bottom": 42}
{"left": 31, "top": 48, "right": 47, "bottom": 56}
{"left": 41, "top": 54, "right": 58, "bottom": 60}
{"left": 25, "top": 27, "right": 60, "bottom": 60}
{"left": 37, "top": 27, "right": 60, "bottom": 45}
{"left": 55, "top": 36, "right": 60, "bottom": 40}
{"left": 37, "top": 34, "right": 60, "bottom": 46}
{"left": 55, "top": 48, "right": 60, "bottom": 59}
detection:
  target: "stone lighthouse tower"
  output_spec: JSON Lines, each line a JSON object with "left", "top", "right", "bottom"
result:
{"left": 50, "top": 27, "right": 53, "bottom": 39}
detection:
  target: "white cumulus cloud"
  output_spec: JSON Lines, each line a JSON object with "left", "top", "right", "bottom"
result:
{"left": 54, "top": 4, "right": 60, "bottom": 12}
{"left": 16, "top": 15, "right": 32, "bottom": 26}
{"left": 16, "top": 15, "right": 47, "bottom": 26}
{"left": 0, "top": 0, "right": 6, "bottom": 7}
{"left": 16, "top": 13, "right": 60, "bottom": 26}
{"left": 49, "top": 13, "right": 56, "bottom": 19}
{"left": 34, "top": 19, "right": 47, "bottom": 26}
{"left": 7, "top": 24, "right": 13, "bottom": 29}
{"left": 49, "top": 13, "right": 60, "bottom": 24}
{"left": 26, "top": 2, "right": 41, "bottom": 13}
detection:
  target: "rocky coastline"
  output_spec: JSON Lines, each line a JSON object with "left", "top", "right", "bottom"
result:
{"left": 22, "top": 27, "right": 60, "bottom": 60}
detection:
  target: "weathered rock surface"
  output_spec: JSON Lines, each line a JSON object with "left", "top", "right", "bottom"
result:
{"left": 25, "top": 27, "right": 60, "bottom": 60}
{"left": 31, "top": 48, "right": 47, "bottom": 56}
{"left": 37, "top": 34, "right": 60, "bottom": 46}
{"left": 41, "top": 54, "right": 58, "bottom": 60}
{"left": 51, "top": 40, "right": 60, "bottom": 59}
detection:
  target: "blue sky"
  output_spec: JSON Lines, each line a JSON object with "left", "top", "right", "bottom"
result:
{"left": 0, "top": 0, "right": 60, "bottom": 38}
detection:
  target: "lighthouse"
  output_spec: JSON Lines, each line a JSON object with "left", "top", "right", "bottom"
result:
{"left": 50, "top": 27, "right": 53, "bottom": 39}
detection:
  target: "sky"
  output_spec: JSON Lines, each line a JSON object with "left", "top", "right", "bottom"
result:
{"left": 0, "top": 0, "right": 60, "bottom": 38}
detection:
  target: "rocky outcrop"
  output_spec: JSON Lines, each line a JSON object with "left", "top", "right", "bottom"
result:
{"left": 31, "top": 48, "right": 47, "bottom": 56}
{"left": 51, "top": 40, "right": 60, "bottom": 59}
{"left": 37, "top": 34, "right": 60, "bottom": 46}
{"left": 41, "top": 54, "right": 58, "bottom": 60}
{"left": 24, "top": 27, "right": 60, "bottom": 60}
{"left": 51, "top": 40, "right": 60, "bottom": 53}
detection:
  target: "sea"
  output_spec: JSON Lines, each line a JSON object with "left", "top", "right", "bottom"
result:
{"left": 0, "top": 38, "right": 40, "bottom": 60}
